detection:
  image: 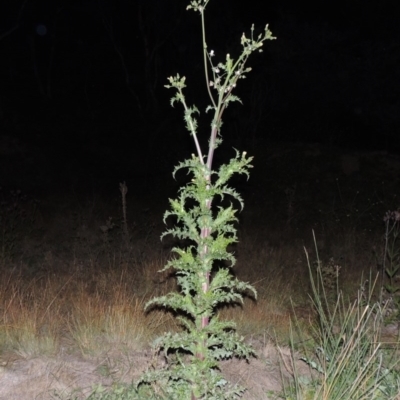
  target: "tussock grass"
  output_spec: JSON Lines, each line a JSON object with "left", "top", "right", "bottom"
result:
{"left": 69, "top": 290, "right": 173, "bottom": 355}
{"left": 0, "top": 271, "right": 63, "bottom": 358}
{"left": 281, "top": 241, "right": 400, "bottom": 400}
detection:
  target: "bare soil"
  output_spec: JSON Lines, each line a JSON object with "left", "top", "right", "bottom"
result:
{"left": 0, "top": 338, "right": 313, "bottom": 400}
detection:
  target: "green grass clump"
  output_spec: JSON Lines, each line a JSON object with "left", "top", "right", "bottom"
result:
{"left": 282, "top": 235, "right": 400, "bottom": 400}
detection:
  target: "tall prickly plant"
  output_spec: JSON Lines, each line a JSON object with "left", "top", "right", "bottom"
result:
{"left": 138, "top": 1, "right": 275, "bottom": 398}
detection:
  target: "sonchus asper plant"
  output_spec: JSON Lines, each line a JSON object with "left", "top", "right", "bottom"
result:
{"left": 138, "top": 1, "right": 275, "bottom": 398}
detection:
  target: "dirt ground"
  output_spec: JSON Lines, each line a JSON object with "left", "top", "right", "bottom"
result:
{"left": 1, "top": 323, "right": 399, "bottom": 399}
{"left": 0, "top": 337, "right": 313, "bottom": 400}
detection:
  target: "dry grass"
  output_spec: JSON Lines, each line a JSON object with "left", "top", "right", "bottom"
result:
{"left": 0, "top": 257, "right": 180, "bottom": 359}
{"left": 0, "top": 258, "right": 295, "bottom": 359}
{"left": 0, "top": 230, "right": 377, "bottom": 363}
{"left": 0, "top": 193, "right": 386, "bottom": 362}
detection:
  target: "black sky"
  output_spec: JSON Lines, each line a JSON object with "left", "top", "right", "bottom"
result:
{"left": 0, "top": 0, "right": 399, "bottom": 193}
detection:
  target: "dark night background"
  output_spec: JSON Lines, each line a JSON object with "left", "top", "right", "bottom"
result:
{"left": 0, "top": 0, "right": 399, "bottom": 200}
